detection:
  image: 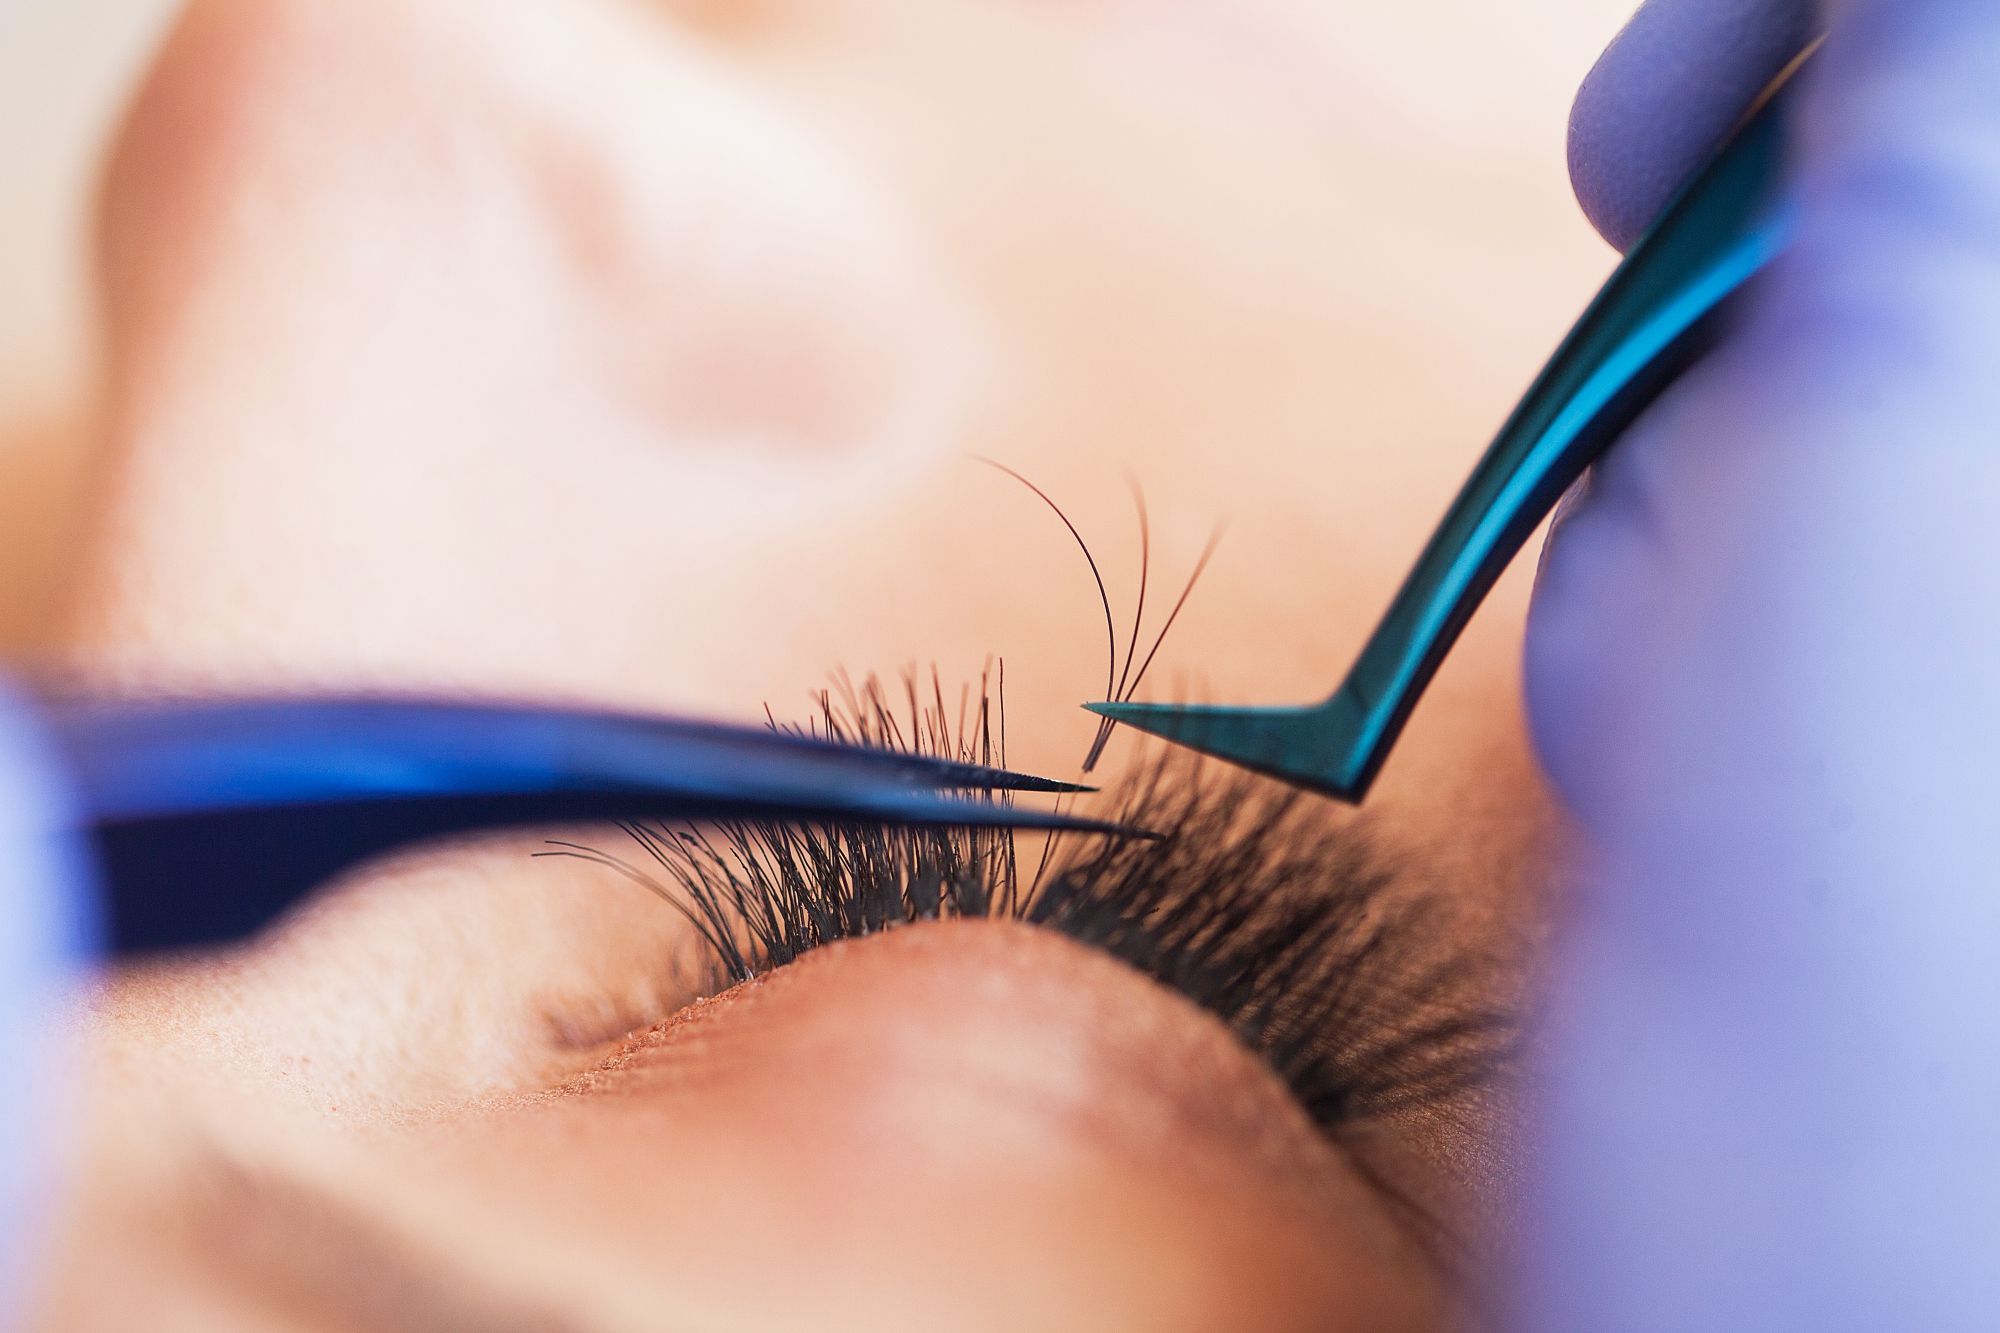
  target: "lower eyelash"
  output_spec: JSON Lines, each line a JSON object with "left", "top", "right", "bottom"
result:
{"left": 540, "top": 670, "right": 1513, "bottom": 1141}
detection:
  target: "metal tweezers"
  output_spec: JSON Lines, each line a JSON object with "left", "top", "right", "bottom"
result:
{"left": 44, "top": 695, "right": 1114, "bottom": 955}
{"left": 1090, "top": 50, "right": 1811, "bottom": 801}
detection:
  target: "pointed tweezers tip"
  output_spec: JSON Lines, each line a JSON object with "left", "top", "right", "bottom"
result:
{"left": 988, "top": 771, "right": 1097, "bottom": 795}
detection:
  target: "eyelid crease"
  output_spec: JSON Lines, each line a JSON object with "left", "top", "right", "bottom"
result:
{"left": 542, "top": 669, "right": 1515, "bottom": 1159}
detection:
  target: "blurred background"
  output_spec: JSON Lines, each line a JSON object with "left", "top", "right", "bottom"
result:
{"left": 0, "top": 0, "right": 1635, "bottom": 652}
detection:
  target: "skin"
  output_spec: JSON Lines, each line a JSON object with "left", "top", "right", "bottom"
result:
{"left": 7, "top": 0, "right": 1631, "bottom": 1325}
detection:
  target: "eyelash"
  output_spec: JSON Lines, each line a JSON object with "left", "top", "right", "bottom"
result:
{"left": 542, "top": 669, "right": 1512, "bottom": 1142}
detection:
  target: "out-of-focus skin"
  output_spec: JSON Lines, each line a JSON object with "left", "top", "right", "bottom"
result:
{"left": 4, "top": 0, "right": 1631, "bottom": 1325}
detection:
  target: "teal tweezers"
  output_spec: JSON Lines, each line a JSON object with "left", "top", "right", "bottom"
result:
{"left": 1089, "top": 57, "right": 1807, "bottom": 801}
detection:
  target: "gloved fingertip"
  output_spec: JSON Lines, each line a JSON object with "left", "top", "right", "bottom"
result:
{"left": 0, "top": 688, "right": 98, "bottom": 1317}
{"left": 1570, "top": 0, "right": 1820, "bottom": 251}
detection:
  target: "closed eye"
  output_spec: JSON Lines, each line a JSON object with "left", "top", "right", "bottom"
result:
{"left": 541, "top": 669, "right": 1515, "bottom": 1159}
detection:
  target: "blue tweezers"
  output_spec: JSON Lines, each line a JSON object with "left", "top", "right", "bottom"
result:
{"left": 45, "top": 695, "right": 1111, "bottom": 955}
{"left": 1087, "top": 51, "right": 1812, "bottom": 801}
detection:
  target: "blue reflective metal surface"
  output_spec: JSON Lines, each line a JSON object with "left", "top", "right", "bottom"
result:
{"left": 46, "top": 696, "right": 1110, "bottom": 954}
{"left": 1091, "top": 55, "right": 1806, "bottom": 801}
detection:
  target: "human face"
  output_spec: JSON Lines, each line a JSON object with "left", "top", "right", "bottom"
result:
{"left": 18, "top": 0, "right": 1626, "bottom": 1326}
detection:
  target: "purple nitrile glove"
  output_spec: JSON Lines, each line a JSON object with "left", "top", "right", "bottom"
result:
{"left": 1568, "top": 0, "right": 1820, "bottom": 253}
{"left": 0, "top": 688, "right": 95, "bottom": 1322}
{"left": 1523, "top": 1, "right": 2000, "bottom": 1329}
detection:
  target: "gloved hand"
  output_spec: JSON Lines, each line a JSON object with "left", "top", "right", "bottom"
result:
{"left": 1524, "top": 1, "right": 2000, "bottom": 1329}
{"left": 0, "top": 689, "right": 95, "bottom": 1321}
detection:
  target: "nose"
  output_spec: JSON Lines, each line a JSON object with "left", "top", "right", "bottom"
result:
{"left": 63, "top": 0, "right": 973, "bottom": 701}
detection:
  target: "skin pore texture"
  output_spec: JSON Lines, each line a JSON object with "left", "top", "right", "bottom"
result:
{"left": 9, "top": 0, "right": 1632, "bottom": 1326}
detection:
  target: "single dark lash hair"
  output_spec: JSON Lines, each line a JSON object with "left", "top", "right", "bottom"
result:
{"left": 542, "top": 669, "right": 1511, "bottom": 1137}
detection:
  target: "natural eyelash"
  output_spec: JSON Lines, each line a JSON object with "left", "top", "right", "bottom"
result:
{"left": 539, "top": 670, "right": 1510, "bottom": 1136}
{"left": 976, "top": 459, "right": 1220, "bottom": 772}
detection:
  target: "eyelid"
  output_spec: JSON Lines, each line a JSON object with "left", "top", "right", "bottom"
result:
{"left": 550, "top": 675, "right": 1507, "bottom": 1149}
{"left": 527, "top": 917, "right": 1457, "bottom": 1330}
